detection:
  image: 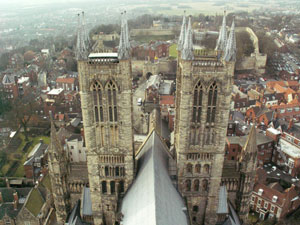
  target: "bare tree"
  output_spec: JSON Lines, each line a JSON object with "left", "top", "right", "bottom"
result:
{"left": 7, "top": 96, "right": 38, "bottom": 141}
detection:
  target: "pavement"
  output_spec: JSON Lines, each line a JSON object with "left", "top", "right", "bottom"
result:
{"left": 133, "top": 79, "right": 148, "bottom": 134}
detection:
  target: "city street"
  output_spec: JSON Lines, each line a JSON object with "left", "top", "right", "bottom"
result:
{"left": 133, "top": 79, "right": 148, "bottom": 134}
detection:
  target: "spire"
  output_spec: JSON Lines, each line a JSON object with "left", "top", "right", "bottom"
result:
{"left": 82, "top": 11, "right": 90, "bottom": 50}
{"left": 224, "top": 17, "right": 236, "bottom": 62}
{"left": 181, "top": 16, "right": 194, "bottom": 60}
{"left": 123, "top": 11, "right": 130, "bottom": 51}
{"left": 178, "top": 11, "right": 187, "bottom": 51}
{"left": 76, "top": 13, "right": 88, "bottom": 60}
{"left": 240, "top": 125, "right": 257, "bottom": 163}
{"left": 215, "top": 11, "right": 227, "bottom": 51}
{"left": 118, "top": 12, "right": 130, "bottom": 60}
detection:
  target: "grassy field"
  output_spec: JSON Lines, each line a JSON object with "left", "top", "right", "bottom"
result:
{"left": 130, "top": 1, "right": 265, "bottom": 16}
{"left": 0, "top": 134, "right": 50, "bottom": 177}
{"left": 169, "top": 43, "right": 178, "bottom": 59}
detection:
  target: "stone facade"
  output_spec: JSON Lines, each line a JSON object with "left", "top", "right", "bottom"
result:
{"left": 48, "top": 122, "right": 71, "bottom": 225}
{"left": 78, "top": 57, "right": 134, "bottom": 225}
{"left": 174, "top": 51, "right": 235, "bottom": 225}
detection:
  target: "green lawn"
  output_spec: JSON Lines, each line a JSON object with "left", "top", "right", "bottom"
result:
{"left": 169, "top": 43, "right": 178, "bottom": 59}
{"left": 0, "top": 133, "right": 50, "bottom": 177}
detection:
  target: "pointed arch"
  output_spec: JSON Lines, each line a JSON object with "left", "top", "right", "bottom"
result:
{"left": 194, "top": 179, "right": 200, "bottom": 191}
{"left": 91, "top": 80, "right": 104, "bottom": 122}
{"left": 187, "top": 163, "right": 193, "bottom": 174}
{"left": 195, "top": 164, "right": 201, "bottom": 173}
{"left": 202, "top": 179, "right": 208, "bottom": 191}
{"left": 185, "top": 179, "right": 191, "bottom": 192}
{"left": 206, "top": 81, "right": 218, "bottom": 124}
{"left": 192, "top": 80, "right": 203, "bottom": 123}
{"left": 105, "top": 80, "right": 118, "bottom": 122}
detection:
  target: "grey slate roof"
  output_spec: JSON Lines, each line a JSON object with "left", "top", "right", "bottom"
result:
{"left": 2, "top": 74, "right": 14, "bottom": 85}
{"left": 217, "top": 186, "right": 228, "bottom": 214}
{"left": 67, "top": 200, "right": 84, "bottom": 225}
{"left": 120, "top": 130, "right": 189, "bottom": 225}
{"left": 81, "top": 187, "right": 92, "bottom": 216}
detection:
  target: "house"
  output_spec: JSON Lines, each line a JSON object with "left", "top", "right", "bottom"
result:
{"left": 23, "top": 140, "right": 48, "bottom": 179}
{"left": 0, "top": 187, "right": 31, "bottom": 225}
{"left": 145, "top": 75, "right": 161, "bottom": 103}
{"left": 226, "top": 131, "right": 274, "bottom": 166}
{"left": 16, "top": 174, "right": 54, "bottom": 225}
{"left": 2, "top": 74, "right": 18, "bottom": 99}
{"left": 251, "top": 168, "right": 300, "bottom": 220}
{"left": 273, "top": 132, "right": 300, "bottom": 177}
{"left": 271, "top": 101, "right": 300, "bottom": 119}
{"left": 66, "top": 134, "right": 86, "bottom": 162}
{"left": 56, "top": 76, "right": 78, "bottom": 92}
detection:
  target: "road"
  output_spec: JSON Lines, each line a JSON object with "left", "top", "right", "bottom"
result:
{"left": 132, "top": 79, "right": 148, "bottom": 134}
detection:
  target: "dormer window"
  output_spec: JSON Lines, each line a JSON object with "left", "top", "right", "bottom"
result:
{"left": 272, "top": 196, "right": 278, "bottom": 203}
{"left": 258, "top": 189, "right": 263, "bottom": 196}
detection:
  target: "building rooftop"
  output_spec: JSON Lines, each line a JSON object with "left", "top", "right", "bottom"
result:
{"left": 120, "top": 130, "right": 189, "bottom": 225}
{"left": 279, "top": 138, "right": 300, "bottom": 158}
{"left": 267, "top": 127, "right": 281, "bottom": 135}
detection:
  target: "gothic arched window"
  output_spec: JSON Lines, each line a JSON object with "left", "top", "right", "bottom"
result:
{"left": 187, "top": 163, "right": 193, "bottom": 174}
{"left": 185, "top": 179, "right": 191, "bottom": 192}
{"left": 195, "top": 164, "right": 201, "bottom": 173}
{"left": 204, "top": 164, "right": 210, "bottom": 174}
{"left": 194, "top": 179, "right": 200, "bottom": 191}
{"left": 91, "top": 80, "right": 104, "bottom": 122}
{"left": 192, "top": 81, "right": 203, "bottom": 123}
{"left": 106, "top": 80, "right": 118, "bottom": 122}
{"left": 102, "top": 181, "right": 107, "bottom": 193}
{"left": 110, "top": 181, "right": 115, "bottom": 194}
{"left": 119, "top": 180, "right": 124, "bottom": 193}
{"left": 193, "top": 205, "right": 199, "bottom": 212}
{"left": 207, "top": 82, "right": 218, "bottom": 124}
{"left": 202, "top": 179, "right": 208, "bottom": 191}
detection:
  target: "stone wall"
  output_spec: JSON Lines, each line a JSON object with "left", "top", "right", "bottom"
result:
{"left": 235, "top": 27, "right": 267, "bottom": 74}
{"left": 174, "top": 57, "right": 235, "bottom": 225}
{"left": 131, "top": 28, "right": 174, "bottom": 37}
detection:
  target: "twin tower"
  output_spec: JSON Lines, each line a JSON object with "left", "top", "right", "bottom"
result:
{"left": 49, "top": 12, "right": 240, "bottom": 225}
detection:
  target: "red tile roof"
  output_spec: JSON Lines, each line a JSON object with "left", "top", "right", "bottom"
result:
{"left": 56, "top": 77, "right": 75, "bottom": 84}
{"left": 159, "top": 95, "right": 175, "bottom": 105}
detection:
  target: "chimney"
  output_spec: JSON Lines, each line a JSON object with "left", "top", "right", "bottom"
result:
{"left": 13, "top": 200, "right": 18, "bottom": 210}
{"left": 13, "top": 192, "right": 18, "bottom": 210}
{"left": 13, "top": 192, "right": 18, "bottom": 203}
{"left": 288, "top": 119, "right": 294, "bottom": 131}
{"left": 6, "top": 178, "right": 10, "bottom": 188}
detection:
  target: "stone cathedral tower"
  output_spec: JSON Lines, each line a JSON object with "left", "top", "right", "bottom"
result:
{"left": 77, "top": 12, "right": 134, "bottom": 225}
{"left": 174, "top": 13, "right": 236, "bottom": 225}
{"left": 48, "top": 121, "right": 71, "bottom": 225}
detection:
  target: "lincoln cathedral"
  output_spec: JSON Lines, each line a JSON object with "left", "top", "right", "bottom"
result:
{"left": 48, "top": 11, "right": 258, "bottom": 225}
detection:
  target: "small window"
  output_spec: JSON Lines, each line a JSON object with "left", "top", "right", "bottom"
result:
{"left": 271, "top": 205, "right": 275, "bottom": 212}
{"left": 71, "top": 146, "right": 74, "bottom": 149}
{"left": 193, "top": 205, "right": 198, "bottom": 212}
{"left": 119, "top": 180, "right": 124, "bottom": 193}
{"left": 102, "top": 181, "right": 107, "bottom": 194}
{"left": 110, "top": 181, "right": 115, "bottom": 194}
{"left": 258, "top": 199, "right": 261, "bottom": 205}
